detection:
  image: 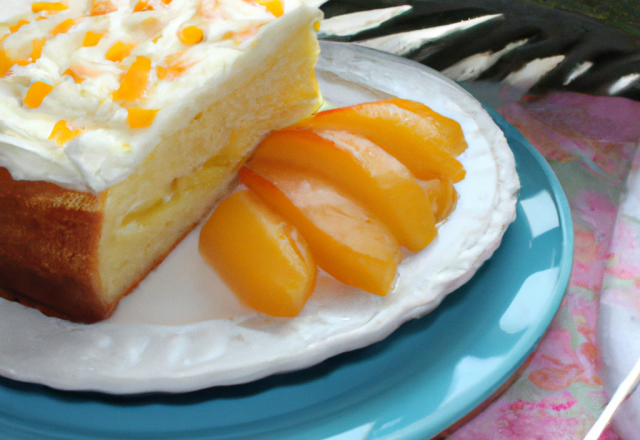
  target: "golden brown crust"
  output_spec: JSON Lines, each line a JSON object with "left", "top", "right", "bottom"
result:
{"left": 0, "top": 167, "right": 108, "bottom": 323}
{"left": 0, "top": 167, "right": 218, "bottom": 323}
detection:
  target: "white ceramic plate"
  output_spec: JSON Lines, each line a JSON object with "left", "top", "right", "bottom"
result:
{"left": 0, "top": 41, "right": 519, "bottom": 394}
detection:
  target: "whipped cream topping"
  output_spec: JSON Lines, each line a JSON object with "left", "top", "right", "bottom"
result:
{"left": 0, "top": 0, "right": 321, "bottom": 192}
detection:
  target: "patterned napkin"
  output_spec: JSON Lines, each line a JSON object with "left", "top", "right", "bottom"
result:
{"left": 448, "top": 89, "right": 640, "bottom": 440}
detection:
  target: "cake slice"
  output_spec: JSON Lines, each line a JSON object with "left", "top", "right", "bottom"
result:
{"left": 0, "top": 0, "right": 323, "bottom": 323}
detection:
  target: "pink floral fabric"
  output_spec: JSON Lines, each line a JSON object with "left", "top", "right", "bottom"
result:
{"left": 449, "top": 91, "right": 640, "bottom": 440}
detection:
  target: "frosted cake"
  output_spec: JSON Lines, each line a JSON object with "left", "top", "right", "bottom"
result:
{"left": 0, "top": 0, "right": 323, "bottom": 323}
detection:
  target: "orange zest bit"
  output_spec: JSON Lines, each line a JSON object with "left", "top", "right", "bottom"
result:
{"left": 113, "top": 55, "right": 151, "bottom": 102}
{"left": 31, "top": 2, "right": 68, "bottom": 14}
{"left": 156, "top": 52, "right": 194, "bottom": 80}
{"left": 82, "top": 30, "right": 104, "bottom": 47}
{"left": 127, "top": 108, "right": 159, "bottom": 128}
{"left": 63, "top": 68, "right": 84, "bottom": 83}
{"left": 30, "top": 38, "right": 47, "bottom": 62}
{"left": 254, "top": 0, "right": 284, "bottom": 17}
{"left": 90, "top": 0, "right": 117, "bottom": 15}
{"left": 9, "top": 20, "right": 30, "bottom": 33}
{"left": 105, "top": 41, "right": 135, "bottom": 62}
{"left": 23, "top": 81, "right": 54, "bottom": 108}
{"left": 48, "top": 120, "right": 82, "bottom": 145}
{"left": 51, "top": 18, "right": 76, "bottom": 36}
{"left": 133, "top": 0, "right": 154, "bottom": 12}
{"left": 0, "top": 49, "right": 12, "bottom": 77}
{"left": 178, "top": 26, "right": 203, "bottom": 45}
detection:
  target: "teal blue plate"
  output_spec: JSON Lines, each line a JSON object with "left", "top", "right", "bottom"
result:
{"left": 0, "top": 110, "right": 573, "bottom": 440}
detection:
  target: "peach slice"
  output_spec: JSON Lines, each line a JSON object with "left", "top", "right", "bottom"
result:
{"left": 386, "top": 98, "right": 467, "bottom": 156}
{"left": 420, "top": 175, "right": 458, "bottom": 223}
{"left": 241, "top": 164, "right": 401, "bottom": 296}
{"left": 250, "top": 129, "right": 436, "bottom": 252}
{"left": 199, "top": 190, "right": 316, "bottom": 317}
{"left": 298, "top": 100, "right": 467, "bottom": 182}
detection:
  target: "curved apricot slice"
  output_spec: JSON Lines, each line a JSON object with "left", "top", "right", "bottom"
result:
{"left": 250, "top": 129, "right": 436, "bottom": 252}
{"left": 241, "top": 164, "right": 401, "bottom": 296}
{"left": 298, "top": 100, "right": 466, "bottom": 182}
{"left": 420, "top": 175, "right": 458, "bottom": 223}
{"left": 386, "top": 98, "right": 467, "bottom": 156}
{"left": 199, "top": 190, "right": 317, "bottom": 317}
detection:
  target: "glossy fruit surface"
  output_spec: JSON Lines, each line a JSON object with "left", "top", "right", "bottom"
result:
{"left": 420, "top": 175, "right": 458, "bottom": 223}
{"left": 299, "top": 99, "right": 467, "bottom": 182}
{"left": 251, "top": 129, "right": 436, "bottom": 251}
{"left": 199, "top": 190, "right": 316, "bottom": 317}
{"left": 241, "top": 164, "right": 401, "bottom": 296}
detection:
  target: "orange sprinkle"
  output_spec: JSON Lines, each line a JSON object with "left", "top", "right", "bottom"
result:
{"left": 133, "top": 0, "right": 154, "bottom": 12}
{"left": 9, "top": 20, "right": 30, "bottom": 33}
{"left": 24, "top": 81, "right": 54, "bottom": 108}
{"left": 31, "top": 2, "right": 68, "bottom": 14}
{"left": 82, "top": 30, "right": 104, "bottom": 47}
{"left": 15, "top": 60, "right": 30, "bottom": 66}
{"left": 36, "top": 16, "right": 48, "bottom": 21}
{"left": 127, "top": 108, "right": 158, "bottom": 128}
{"left": 48, "top": 120, "right": 82, "bottom": 145}
{"left": 90, "top": 0, "right": 117, "bottom": 15}
{"left": 313, "top": 21, "right": 320, "bottom": 32}
{"left": 113, "top": 55, "right": 151, "bottom": 102}
{"left": 30, "top": 38, "right": 47, "bottom": 62}
{"left": 254, "top": 0, "right": 283, "bottom": 17}
{"left": 0, "top": 49, "right": 13, "bottom": 77}
{"left": 63, "top": 68, "right": 84, "bottom": 83}
{"left": 155, "top": 51, "right": 194, "bottom": 80}
{"left": 178, "top": 26, "right": 203, "bottom": 45}
{"left": 161, "top": 0, "right": 172, "bottom": 4}
{"left": 51, "top": 18, "right": 76, "bottom": 36}
{"left": 105, "top": 41, "right": 135, "bottom": 62}
{"left": 152, "top": 34, "right": 161, "bottom": 43}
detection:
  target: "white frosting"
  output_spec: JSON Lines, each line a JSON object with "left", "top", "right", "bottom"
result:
{"left": 0, "top": 0, "right": 321, "bottom": 192}
{"left": 0, "top": 42, "right": 521, "bottom": 393}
